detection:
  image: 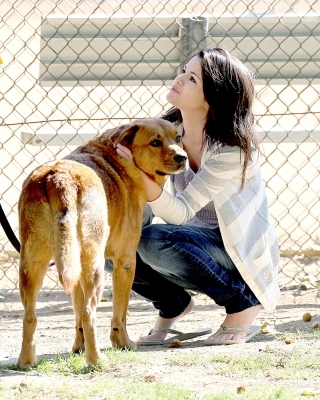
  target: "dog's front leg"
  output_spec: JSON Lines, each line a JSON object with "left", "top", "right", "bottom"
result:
{"left": 110, "top": 258, "right": 136, "bottom": 349}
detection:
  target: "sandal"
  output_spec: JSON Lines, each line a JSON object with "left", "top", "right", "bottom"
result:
{"left": 203, "top": 324, "right": 261, "bottom": 345}
{"left": 137, "top": 327, "right": 212, "bottom": 346}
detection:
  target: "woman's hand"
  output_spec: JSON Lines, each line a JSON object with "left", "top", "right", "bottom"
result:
{"left": 116, "top": 143, "right": 133, "bottom": 161}
{"left": 116, "top": 143, "right": 163, "bottom": 202}
{"left": 140, "top": 170, "right": 163, "bottom": 201}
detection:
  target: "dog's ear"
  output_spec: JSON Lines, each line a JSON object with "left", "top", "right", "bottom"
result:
{"left": 109, "top": 124, "right": 139, "bottom": 148}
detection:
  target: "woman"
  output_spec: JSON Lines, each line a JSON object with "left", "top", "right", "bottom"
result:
{"left": 116, "top": 47, "right": 280, "bottom": 345}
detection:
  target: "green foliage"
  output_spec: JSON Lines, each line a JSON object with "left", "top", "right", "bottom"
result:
{"left": 167, "top": 346, "right": 320, "bottom": 379}
{"left": 203, "top": 386, "right": 320, "bottom": 399}
{"left": 35, "top": 348, "right": 148, "bottom": 375}
{"left": 1, "top": 381, "right": 319, "bottom": 400}
{"left": 1, "top": 340, "right": 320, "bottom": 399}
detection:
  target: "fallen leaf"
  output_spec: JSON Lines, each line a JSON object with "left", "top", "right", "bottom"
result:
{"left": 144, "top": 374, "right": 156, "bottom": 382}
{"left": 100, "top": 297, "right": 109, "bottom": 302}
{"left": 301, "top": 389, "right": 315, "bottom": 396}
{"left": 169, "top": 339, "right": 181, "bottom": 348}
{"left": 261, "top": 321, "right": 270, "bottom": 334}
{"left": 237, "top": 385, "right": 245, "bottom": 394}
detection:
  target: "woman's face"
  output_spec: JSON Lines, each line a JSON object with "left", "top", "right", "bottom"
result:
{"left": 166, "top": 56, "right": 209, "bottom": 113}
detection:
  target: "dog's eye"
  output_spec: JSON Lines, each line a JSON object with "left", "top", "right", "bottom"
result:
{"left": 176, "top": 135, "right": 182, "bottom": 143}
{"left": 150, "top": 139, "right": 162, "bottom": 147}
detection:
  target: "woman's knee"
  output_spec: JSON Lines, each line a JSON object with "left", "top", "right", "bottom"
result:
{"left": 138, "top": 224, "right": 174, "bottom": 258}
{"left": 140, "top": 224, "right": 169, "bottom": 243}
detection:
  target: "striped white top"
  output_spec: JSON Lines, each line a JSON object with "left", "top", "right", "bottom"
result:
{"left": 149, "top": 131, "right": 281, "bottom": 312}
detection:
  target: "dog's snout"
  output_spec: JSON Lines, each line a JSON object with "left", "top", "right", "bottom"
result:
{"left": 174, "top": 154, "right": 187, "bottom": 163}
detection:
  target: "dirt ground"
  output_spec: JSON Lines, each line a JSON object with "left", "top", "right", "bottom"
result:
{"left": 0, "top": 258, "right": 320, "bottom": 397}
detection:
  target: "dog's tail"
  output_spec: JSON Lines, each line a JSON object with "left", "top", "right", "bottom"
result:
{"left": 53, "top": 208, "right": 81, "bottom": 294}
{"left": 48, "top": 178, "right": 81, "bottom": 294}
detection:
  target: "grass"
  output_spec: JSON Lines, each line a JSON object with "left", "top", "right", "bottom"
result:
{"left": 167, "top": 345, "right": 320, "bottom": 379}
{"left": 277, "top": 327, "right": 320, "bottom": 341}
{"left": 1, "top": 332, "right": 320, "bottom": 399}
{"left": 202, "top": 387, "right": 320, "bottom": 399}
{"left": 0, "top": 380, "right": 192, "bottom": 400}
{"left": 0, "top": 380, "right": 319, "bottom": 400}
{"left": 1, "top": 348, "right": 148, "bottom": 376}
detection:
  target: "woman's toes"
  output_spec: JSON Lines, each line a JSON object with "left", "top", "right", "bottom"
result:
{"left": 136, "top": 331, "right": 167, "bottom": 343}
{"left": 224, "top": 333, "right": 246, "bottom": 341}
{"left": 207, "top": 331, "right": 247, "bottom": 342}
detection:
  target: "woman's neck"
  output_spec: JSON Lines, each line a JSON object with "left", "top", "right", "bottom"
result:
{"left": 180, "top": 111, "right": 207, "bottom": 172}
{"left": 181, "top": 111, "right": 206, "bottom": 146}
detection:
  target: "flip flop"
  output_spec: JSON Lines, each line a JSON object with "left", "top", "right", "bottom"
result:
{"left": 137, "top": 327, "right": 212, "bottom": 346}
{"left": 203, "top": 324, "right": 261, "bottom": 345}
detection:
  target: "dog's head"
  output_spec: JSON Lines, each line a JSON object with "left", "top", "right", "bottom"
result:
{"left": 105, "top": 118, "right": 188, "bottom": 185}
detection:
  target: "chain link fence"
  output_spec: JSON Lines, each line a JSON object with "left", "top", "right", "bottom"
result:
{"left": 0, "top": 0, "right": 319, "bottom": 293}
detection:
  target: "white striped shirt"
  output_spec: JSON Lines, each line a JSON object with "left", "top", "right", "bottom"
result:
{"left": 149, "top": 135, "right": 281, "bottom": 312}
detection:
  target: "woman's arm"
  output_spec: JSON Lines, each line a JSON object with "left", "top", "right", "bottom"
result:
{"left": 117, "top": 143, "right": 248, "bottom": 225}
{"left": 149, "top": 145, "right": 250, "bottom": 225}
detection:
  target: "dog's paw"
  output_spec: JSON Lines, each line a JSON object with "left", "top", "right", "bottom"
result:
{"left": 17, "top": 356, "right": 37, "bottom": 369}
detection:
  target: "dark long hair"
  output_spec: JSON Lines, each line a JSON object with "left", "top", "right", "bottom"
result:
{"left": 161, "top": 48, "right": 259, "bottom": 188}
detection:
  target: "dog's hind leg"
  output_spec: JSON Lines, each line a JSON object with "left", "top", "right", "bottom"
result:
{"left": 70, "top": 275, "right": 104, "bottom": 358}
{"left": 52, "top": 210, "right": 88, "bottom": 356}
{"left": 71, "top": 282, "right": 85, "bottom": 354}
{"left": 77, "top": 259, "right": 105, "bottom": 365}
{"left": 17, "top": 248, "right": 51, "bottom": 368}
{"left": 55, "top": 218, "right": 104, "bottom": 364}
{"left": 72, "top": 183, "right": 107, "bottom": 365}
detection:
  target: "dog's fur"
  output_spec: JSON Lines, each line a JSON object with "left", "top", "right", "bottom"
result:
{"left": 17, "top": 118, "right": 187, "bottom": 367}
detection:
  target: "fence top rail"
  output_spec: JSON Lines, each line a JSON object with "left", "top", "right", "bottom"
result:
{"left": 44, "top": 13, "right": 320, "bottom": 34}
{"left": 21, "top": 128, "right": 320, "bottom": 146}
{"left": 45, "top": 12, "right": 320, "bottom": 20}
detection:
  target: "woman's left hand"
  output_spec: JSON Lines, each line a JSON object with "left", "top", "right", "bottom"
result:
{"left": 116, "top": 143, "right": 162, "bottom": 201}
{"left": 116, "top": 143, "right": 133, "bottom": 161}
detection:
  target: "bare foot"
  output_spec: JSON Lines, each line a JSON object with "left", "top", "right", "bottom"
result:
{"left": 206, "top": 304, "right": 262, "bottom": 343}
{"left": 136, "top": 296, "right": 195, "bottom": 343}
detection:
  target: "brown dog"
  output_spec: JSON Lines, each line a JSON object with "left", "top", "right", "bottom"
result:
{"left": 17, "top": 118, "right": 188, "bottom": 367}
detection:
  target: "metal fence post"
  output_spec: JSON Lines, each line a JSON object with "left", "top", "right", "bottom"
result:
{"left": 180, "top": 16, "right": 208, "bottom": 72}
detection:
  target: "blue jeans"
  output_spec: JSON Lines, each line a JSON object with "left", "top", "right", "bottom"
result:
{"left": 106, "top": 223, "right": 260, "bottom": 319}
